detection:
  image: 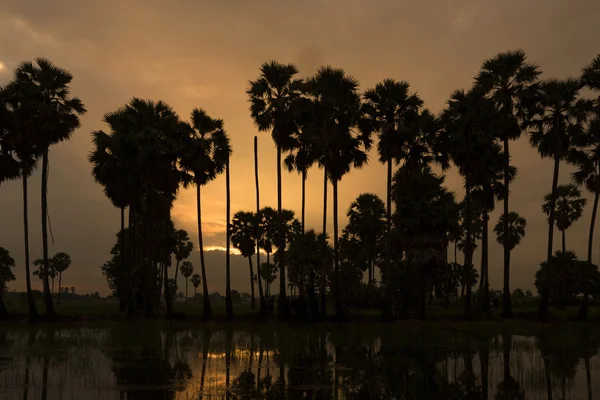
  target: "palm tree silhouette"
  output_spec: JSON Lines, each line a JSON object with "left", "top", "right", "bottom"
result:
{"left": 258, "top": 206, "right": 278, "bottom": 293}
{"left": 476, "top": 50, "right": 540, "bottom": 318}
{"left": 172, "top": 229, "right": 193, "bottom": 299}
{"left": 253, "top": 136, "right": 266, "bottom": 311}
{"left": 180, "top": 108, "right": 230, "bottom": 321}
{"left": 442, "top": 87, "right": 496, "bottom": 314}
{"left": 12, "top": 58, "right": 86, "bottom": 318}
{"left": 305, "top": 66, "right": 371, "bottom": 318}
{"left": 3, "top": 78, "right": 44, "bottom": 321}
{"left": 346, "top": 193, "right": 385, "bottom": 286}
{"left": 362, "top": 79, "right": 422, "bottom": 319}
{"left": 542, "top": 184, "right": 586, "bottom": 253}
{"left": 231, "top": 211, "right": 260, "bottom": 309}
{"left": 52, "top": 252, "right": 71, "bottom": 306}
{"left": 180, "top": 261, "right": 194, "bottom": 304}
{"left": 530, "top": 78, "right": 594, "bottom": 319}
{"left": 570, "top": 112, "right": 600, "bottom": 320}
{"left": 247, "top": 61, "right": 302, "bottom": 319}
{"left": 191, "top": 273, "right": 201, "bottom": 303}
{"left": 494, "top": 212, "right": 527, "bottom": 252}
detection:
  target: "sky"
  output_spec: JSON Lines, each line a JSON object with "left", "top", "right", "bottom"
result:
{"left": 0, "top": 0, "right": 599, "bottom": 296}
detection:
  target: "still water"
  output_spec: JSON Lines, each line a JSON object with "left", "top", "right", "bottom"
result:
{"left": 0, "top": 323, "right": 599, "bottom": 399}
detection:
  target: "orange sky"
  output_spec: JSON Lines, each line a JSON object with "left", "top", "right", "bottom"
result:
{"left": 1, "top": 0, "right": 599, "bottom": 295}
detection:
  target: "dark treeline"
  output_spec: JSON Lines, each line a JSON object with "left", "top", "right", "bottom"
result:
{"left": 1, "top": 51, "right": 600, "bottom": 323}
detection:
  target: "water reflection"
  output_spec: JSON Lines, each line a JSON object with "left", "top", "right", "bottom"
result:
{"left": 0, "top": 324, "right": 598, "bottom": 399}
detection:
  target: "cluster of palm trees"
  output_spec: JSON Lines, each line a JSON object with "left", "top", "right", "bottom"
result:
{"left": 2, "top": 50, "right": 600, "bottom": 322}
{"left": 247, "top": 51, "right": 600, "bottom": 321}
{"left": 0, "top": 58, "right": 86, "bottom": 321}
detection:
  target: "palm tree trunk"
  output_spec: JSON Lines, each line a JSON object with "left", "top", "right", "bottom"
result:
{"left": 225, "top": 156, "right": 234, "bottom": 320}
{"left": 321, "top": 167, "right": 328, "bottom": 316}
{"left": 539, "top": 156, "right": 560, "bottom": 319}
{"left": 257, "top": 343, "right": 264, "bottom": 391}
{"left": 464, "top": 179, "right": 473, "bottom": 315}
{"left": 276, "top": 146, "right": 288, "bottom": 319}
{"left": 578, "top": 190, "right": 598, "bottom": 320}
{"left": 57, "top": 272, "right": 62, "bottom": 306}
{"left": 185, "top": 277, "right": 189, "bottom": 304}
{"left": 225, "top": 328, "right": 233, "bottom": 399}
{"left": 173, "top": 259, "right": 180, "bottom": 301}
{"left": 561, "top": 230, "right": 566, "bottom": 253}
{"left": 254, "top": 136, "right": 266, "bottom": 311}
{"left": 22, "top": 174, "right": 39, "bottom": 321}
{"left": 51, "top": 277, "right": 54, "bottom": 297}
{"left": 197, "top": 183, "right": 212, "bottom": 321}
{"left": 503, "top": 137, "right": 513, "bottom": 318}
{"left": 248, "top": 257, "right": 256, "bottom": 309}
{"left": 333, "top": 179, "right": 342, "bottom": 319}
{"left": 119, "top": 206, "right": 125, "bottom": 312}
{"left": 157, "top": 263, "right": 163, "bottom": 301}
{"left": 545, "top": 358, "right": 553, "bottom": 400}
{"left": 127, "top": 203, "right": 136, "bottom": 318}
{"left": 41, "top": 148, "right": 55, "bottom": 317}
{"left": 480, "top": 342, "right": 489, "bottom": 399}
{"left": 481, "top": 210, "right": 489, "bottom": 311}
{"left": 199, "top": 329, "right": 211, "bottom": 400}
{"left": 382, "top": 158, "right": 393, "bottom": 321}
{"left": 164, "top": 256, "right": 173, "bottom": 316}
{"left": 301, "top": 169, "right": 306, "bottom": 233}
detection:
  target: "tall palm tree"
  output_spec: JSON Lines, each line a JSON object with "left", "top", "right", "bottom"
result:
{"left": 172, "top": 229, "right": 193, "bottom": 297}
{"left": 362, "top": 79, "right": 422, "bottom": 320}
{"left": 2, "top": 79, "right": 42, "bottom": 321}
{"left": 530, "top": 78, "right": 594, "bottom": 319}
{"left": 52, "top": 252, "right": 71, "bottom": 306}
{"left": 476, "top": 50, "right": 541, "bottom": 318}
{"left": 89, "top": 129, "right": 131, "bottom": 312}
{"left": 13, "top": 58, "right": 87, "bottom": 317}
{"left": 582, "top": 54, "right": 600, "bottom": 91}
{"left": 180, "top": 261, "right": 194, "bottom": 304}
{"left": 542, "top": 184, "right": 586, "bottom": 253}
{"left": 494, "top": 212, "right": 527, "bottom": 252}
{"left": 247, "top": 61, "right": 302, "bottom": 319}
{"left": 253, "top": 136, "right": 266, "bottom": 311}
{"left": 225, "top": 154, "right": 234, "bottom": 320}
{"left": 191, "top": 274, "right": 201, "bottom": 303}
{"left": 180, "top": 108, "right": 230, "bottom": 321}
{"left": 305, "top": 66, "right": 371, "bottom": 318}
{"left": 346, "top": 193, "right": 386, "bottom": 286}
{"left": 442, "top": 87, "right": 499, "bottom": 314}
{"left": 571, "top": 113, "right": 600, "bottom": 320}
{"left": 231, "top": 211, "right": 260, "bottom": 309}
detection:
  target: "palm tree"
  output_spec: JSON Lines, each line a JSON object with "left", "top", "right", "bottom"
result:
{"left": 180, "top": 261, "right": 194, "bottom": 304}
{"left": 442, "top": 87, "right": 499, "bottom": 314}
{"left": 225, "top": 154, "right": 234, "bottom": 320}
{"left": 571, "top": 112, "right": 600, "bottom": 320}
{"left": 582, "top": 54, "right": 600, "bottom": 90}
{"left": 89, "top": 129, "right": 130, "bottom": 312}
{"left": 530, "top": 78, "right": 594, "bottom": 318}
{"left": 259, "top": 206, "right": 278, "bottom": 290}
{"left": 231, "top": 211, "right": 260, "bottom": 309}
{"left": 494, "top": 212, "right": 527, "bottom": 252}
{"left": 305, "top": 66, "right": 371, "bottom": 318}
{"left": 476, "top": 50, "right": 540, "bottom": 318}
{"left": 13, "top": 58, "right": 87, "bottom": 317}
{"left": 2, "top": 80, "right": 42, "bottom": 321}
{"left": 362, "top": 79, "right": 422, "bottom": 319}
{"left": 542, "top": 184, "right": 586, "bottom": 252}
{"left": 346, "top": 193, "right": 386, "bottom": 286}
{"left": 191, "top": 274, "right": 201, "bottom": 303}
{"left": 180, "top": 108, "right": 230, "bottom": 321}
{"left": 52, "top": 252, "right": 71, "bottom": 306}
{"left": 247, "top": 61, "right": 302, "bottom": 319}
{"left": 0, "top": 86, "right": 21, "bottom": 190}
{"left": 0, "top": 247, "right": 16, "bottom": 319}
{"left": 172, "top": 229, "right": 193, "bottom": 298}
{"left": 253, "top": 136, "right": 266, "bottom": 311}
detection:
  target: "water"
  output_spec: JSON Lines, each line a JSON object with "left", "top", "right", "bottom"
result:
{"left": 0, "top": 323, "right": 599, "bottom": 399}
